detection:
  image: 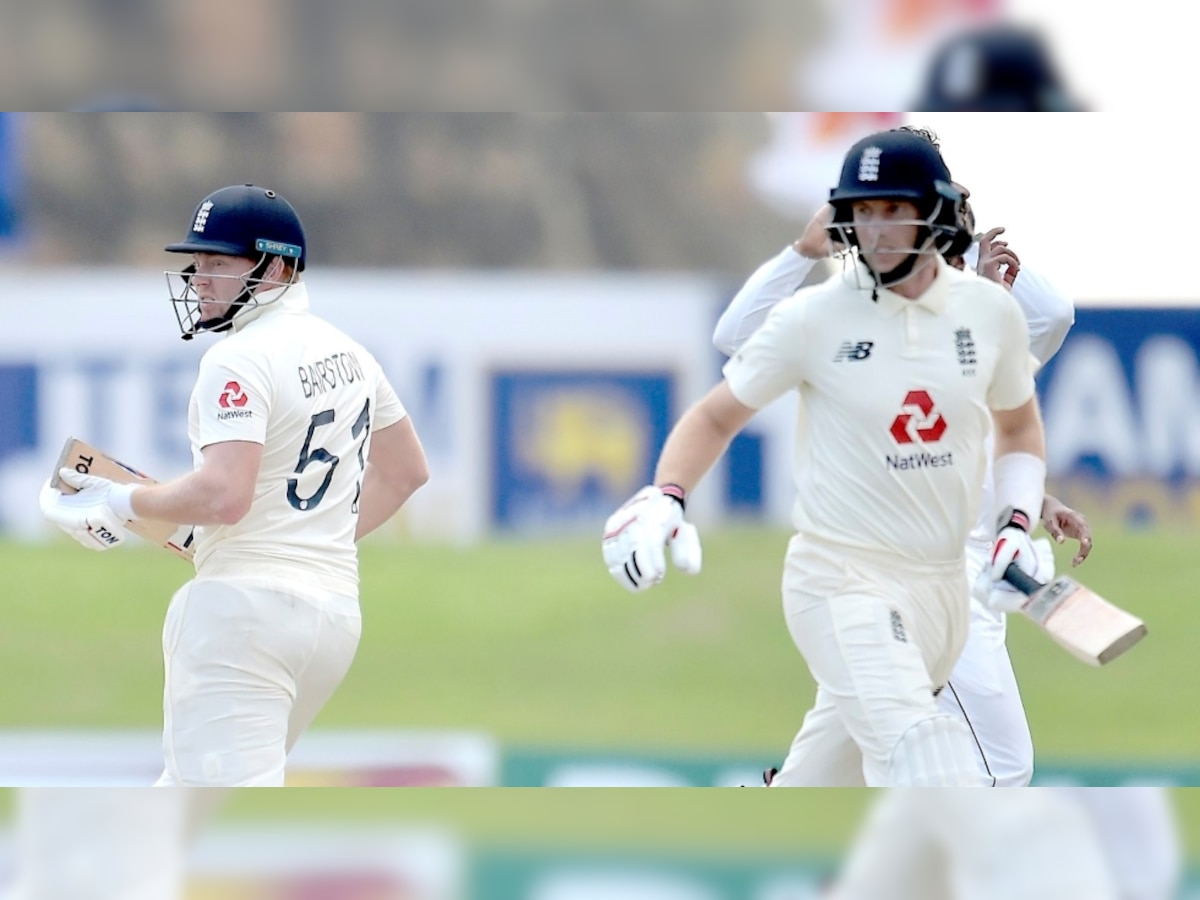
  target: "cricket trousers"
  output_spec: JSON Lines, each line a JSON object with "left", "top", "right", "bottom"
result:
{"left": 770, "top": 533, "right": 978, "bottom": 786}
{"left": 154, "top": 577, "right": 361, "bottom": 787}
{"left": 936, "top": 539, "right": 1035, "bottom": 786}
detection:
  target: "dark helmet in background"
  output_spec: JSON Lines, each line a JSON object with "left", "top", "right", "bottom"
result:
{"left": 912, "top": 25, "right": 1084, "bottom": 112}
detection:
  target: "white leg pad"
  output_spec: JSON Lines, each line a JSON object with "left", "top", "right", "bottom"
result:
{"left": 889, "top": 715, "right": 989, "bottom": 786}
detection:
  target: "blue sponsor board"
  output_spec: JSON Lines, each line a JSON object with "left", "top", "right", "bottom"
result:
{"left": 0, "top": 114, "right": 21, "bottom": 244}
{"left": 0, "top": 363, "right": 37, "bottom": 468}
{"left": 491, "top": 371, "right": 673, "bottom": 532}
{"left": 1037, "top": 308, "right": 1200, "bottom": 524}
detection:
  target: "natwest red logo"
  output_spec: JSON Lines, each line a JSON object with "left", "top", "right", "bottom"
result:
{"left": 889, "top": 390, "right": 946, "bottom": 444}
{"left": 219, "top": 381, "right": 249, "bottom": 409}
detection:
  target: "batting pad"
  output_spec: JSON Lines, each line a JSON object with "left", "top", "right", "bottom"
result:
{"left": 889, "top": 715, "right": 988, "bottom": 787}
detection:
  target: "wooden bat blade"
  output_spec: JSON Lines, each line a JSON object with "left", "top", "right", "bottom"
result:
{"left": 51, "top": 437, "right": 196, "bottom": 563}
{"left": 1017, "top": 573, "right": 1146, "bottom": 666}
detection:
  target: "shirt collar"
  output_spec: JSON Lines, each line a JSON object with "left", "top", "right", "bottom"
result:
{"left": 232, "top": 280, "right": 309, "bottom": 332}
{"left": 847, "top": 255, "right": 951, "bottom": 316}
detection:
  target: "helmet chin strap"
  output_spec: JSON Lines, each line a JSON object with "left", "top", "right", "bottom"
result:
{"left": 860, "top": 228, "right": 939, "bottom": 300}
{"left": 181, "top": 255, "right": 272, "bottom": 342}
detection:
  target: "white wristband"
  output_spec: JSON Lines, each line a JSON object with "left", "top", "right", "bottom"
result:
{"left": 993, "top": 451, "right": 1045, "bottom": 532}
{"left": 107, "top": 482, "right": 140, "bottom": 521}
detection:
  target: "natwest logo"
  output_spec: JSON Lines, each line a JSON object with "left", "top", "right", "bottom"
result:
{"left": 889, "top": 390, "right": 946, "bottom": 444}
{"left": 219, "top": 381, "right": 249, "bottom": 409}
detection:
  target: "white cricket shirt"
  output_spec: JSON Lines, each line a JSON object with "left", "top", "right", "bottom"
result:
{"left": 723, "top": 256, "right": 1037, "bottom": 564}
{"left": 187, "top": 282, "right": 407, "bottom": 595}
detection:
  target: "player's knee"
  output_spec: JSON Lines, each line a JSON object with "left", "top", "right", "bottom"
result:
{"left": 889, "top": 715, "right": 990, "bottom": 787}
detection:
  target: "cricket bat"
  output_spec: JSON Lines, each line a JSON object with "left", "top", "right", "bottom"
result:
{"left": 50, "top": 437, "right": 196, "bottom": 562}
{"left": 1003, "top": 564, "right": 1146, "bottom": 666}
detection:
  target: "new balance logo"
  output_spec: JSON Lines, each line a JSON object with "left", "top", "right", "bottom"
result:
{"left": 858, "top": 146, "right": 882, "bottom": 182}
{"left": 834, "top": 340, "right": 874, "bottom": 362}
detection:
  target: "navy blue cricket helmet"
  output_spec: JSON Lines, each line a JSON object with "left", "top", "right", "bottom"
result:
{"left": 827, "top": 130, "right": 967, "bottom": 287}
{"left": 912, "top": 26, "right": 1083, "bottom": 112}
{"left": 165, "top": 183, "right": 306, "bottom": 271}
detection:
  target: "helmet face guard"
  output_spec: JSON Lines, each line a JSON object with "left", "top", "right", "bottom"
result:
{"left": 165, "top": 253, "right": 299, "bottom": 341}
{"left": 163, "top": 185, "right": 306, "bottom": 339}
{"left": 827, "top": 131, "right": 969, "bottom": 290}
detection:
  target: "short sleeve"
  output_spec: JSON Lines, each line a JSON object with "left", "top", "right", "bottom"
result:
{"left": 721, "top": 294, "right": 809, "bottom": 410}
{"left": 194, "top": 349, "right": 271, "bottom": 447}
{"left": 373, "top": 375, "right": 407, "bottom": 431}
{"left": 987, "top": 295, "right": 1039, "bottom": 412}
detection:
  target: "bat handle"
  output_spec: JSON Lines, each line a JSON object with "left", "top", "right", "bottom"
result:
{"left": 1003, "top": 563, "right": 1045, "bottom": 596}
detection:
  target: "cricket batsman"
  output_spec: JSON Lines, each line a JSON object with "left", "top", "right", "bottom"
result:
{"left": 39, "top": 184, "right": 429, "bottom": 786}
{"left": 603, "top": 129, "right": 1048, "bottom": 786}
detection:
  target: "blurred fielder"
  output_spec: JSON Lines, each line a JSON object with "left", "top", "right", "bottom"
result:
{"left": 827, "top": 788, "right": 1121, "bottom": 900}
{"left": 39, "top": 184, "right": 429, "bottom": 786}
{"left": 0, "top": 788, "right": 228, "bottom": 900}
{"left": 718, "top": 127, "right": 1078, "bottom": 788}
{"left": 603, "top": 128, "right": 1049, "bottom": 786}
{"left": 826, "top": 787, "right": 1182, "bottom": 900}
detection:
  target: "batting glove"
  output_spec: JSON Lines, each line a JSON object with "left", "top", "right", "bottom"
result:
{"left": 38, "top": 468, "right": 137, "bottom": 552}
{"left": 974, "top": 511, "right": 1055, "bottom": 613}
{"left": 602, "top": 485, "right": 702, "bottom": 593}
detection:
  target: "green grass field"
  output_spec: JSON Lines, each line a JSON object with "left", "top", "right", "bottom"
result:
{"left": 2, "top": 522, "right": 1200, "bottom": 862}
{"left": 0, "top": 521, "right": 1192, "bottom": 762}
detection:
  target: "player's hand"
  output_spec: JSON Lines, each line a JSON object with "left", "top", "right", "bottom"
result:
{"left": 975, "top": 226, "right": 1020, "bottom": 289}
{"left": 602, "top": 486, "right": 702, "bottom": 593}
{"left": 39, "top": 474, "right": 132, "bottom": 551}
{"left": 796, "top": 204, "right": 837, "bottom": 259}
{"left": 57, "top": 468, "right": 140, "bottom": 519}
{"left": 976, "top": 519, "right": 1055, "bottom": 613}
{"left": 1041, "top": 495, "right": 1092, "bottom": 567}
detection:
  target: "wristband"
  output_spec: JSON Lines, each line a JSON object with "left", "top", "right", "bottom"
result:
{"left": 996, "top": 507, "right": 1032, "bottom": 533}
{"left": 107, "top": 482, "right": 140, "bottom": 521}
{"left": 658, "top": 483, "right": 687, "bottom": 512}
{"left": 993, "top": 451, "right": 1044, "bottom": 536}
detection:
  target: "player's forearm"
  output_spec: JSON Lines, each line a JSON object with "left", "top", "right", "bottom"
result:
{"left": 354, "top": 462, "right": 426, "bottom": 540}
{"left": 130, "top": 470, "right": 248, "bottom": 526}
{"left": 993, "top": 417, "right": 1045, "bottom": 461}
{"left": 653, "top": 407, "right": 736, "bottom": 494}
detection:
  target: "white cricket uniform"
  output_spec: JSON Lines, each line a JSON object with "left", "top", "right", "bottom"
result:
{"left": 1065, "top": 787, "right": 1184, "bottom": 900}
{"left": 937, "top": 241, "right": 1075, "bottom": 786}
{"left": 156, "top": 281, "right": 407, "bottom": 787}
{"left": 3, "top": 789, "right": 190, "bottom": 900}
{"left": 723, "top": 254, "right": 1037, "bottom": 786}
{"left": 829, "top": 789, "right": 1120, "bottom": 900}
{"left": 716, "top": 243, "right": 1075, "bottom": 786}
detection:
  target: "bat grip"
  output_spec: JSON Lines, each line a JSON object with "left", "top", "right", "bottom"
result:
{"left": 1003, "top": 563, "right": 1045, "bottom": 596}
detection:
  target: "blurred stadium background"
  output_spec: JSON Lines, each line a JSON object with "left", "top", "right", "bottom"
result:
{"left": 2, "top": 111, "right": 1198, "bottom": 894}
{"left": 0, "top": 0, "right": 1117, "bottom": 111}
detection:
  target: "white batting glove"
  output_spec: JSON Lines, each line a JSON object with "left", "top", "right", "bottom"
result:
{"left": 974, "top": 532, "right": 1056, "bottom": 614}
{"left": 602, "top": 486, "right": 702, "bottom": 593}
{"left": 38, "top": 468, "right": 137, "bottom": 552}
